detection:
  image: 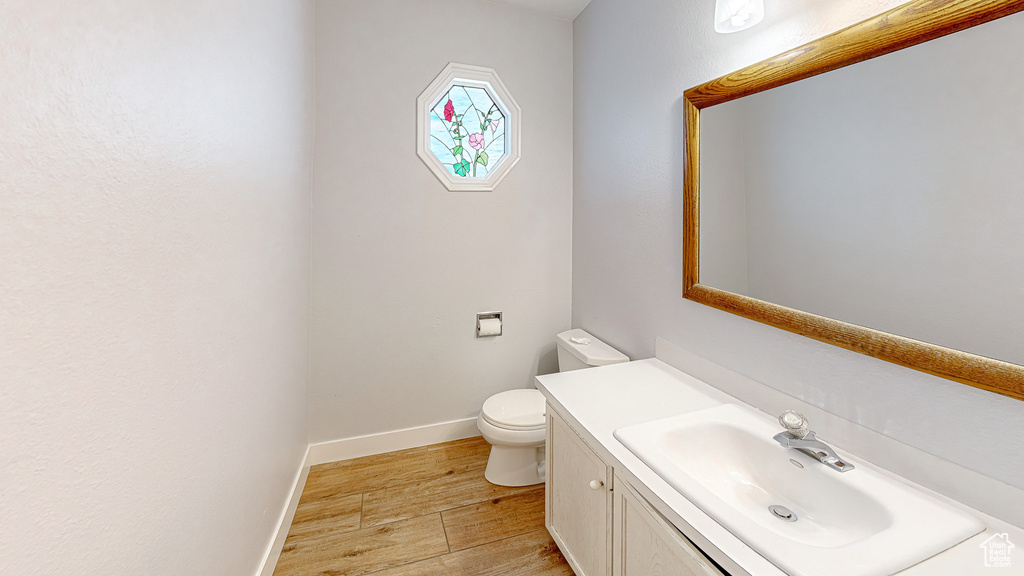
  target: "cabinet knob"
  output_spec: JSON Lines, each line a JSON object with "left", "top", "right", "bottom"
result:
{"left": 589, "top": 480, "right": 604, "bottom": 490}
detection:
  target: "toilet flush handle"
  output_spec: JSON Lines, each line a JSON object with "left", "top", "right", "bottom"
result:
{"left": 589, "top": 480, "right": 604, "bottom": 490}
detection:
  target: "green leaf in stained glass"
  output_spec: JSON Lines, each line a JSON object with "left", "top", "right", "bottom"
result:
{"left": 477, "top": 151, "right": 489, "bottom": 167}
{"left": 453, "top": 160, "right": 471, "bottom": 176}
{"left": 453, "top": 145, "right": 463, "bottom": 156}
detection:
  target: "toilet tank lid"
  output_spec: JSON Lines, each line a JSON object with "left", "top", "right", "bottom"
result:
{"left": 556, "top": 329, "right": 630, "bottom": 366}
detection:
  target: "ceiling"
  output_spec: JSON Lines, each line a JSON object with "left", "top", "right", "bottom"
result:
{"left": 486, "top": 0, "right": 593, "bottom": 20}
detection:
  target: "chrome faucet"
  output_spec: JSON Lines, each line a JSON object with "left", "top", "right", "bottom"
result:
{"left": 773, "top": 411, "right": 854, "bottom": 473}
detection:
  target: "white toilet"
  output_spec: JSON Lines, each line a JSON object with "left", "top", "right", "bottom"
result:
{"left": 477, "top": 328, "right": 629, "bottom": 486}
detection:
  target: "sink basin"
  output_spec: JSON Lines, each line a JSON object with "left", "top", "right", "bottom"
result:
{"left": 614, "top": 404, "right": 984, "bottom": 576}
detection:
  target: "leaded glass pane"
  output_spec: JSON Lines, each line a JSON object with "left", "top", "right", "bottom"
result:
{"left": 429, "top": 84, "right": 506, "bottom": 178}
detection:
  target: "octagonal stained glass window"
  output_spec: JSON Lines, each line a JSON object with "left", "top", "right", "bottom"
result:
{"left": 417, "top": 64, "right": 520, "bottom": 191}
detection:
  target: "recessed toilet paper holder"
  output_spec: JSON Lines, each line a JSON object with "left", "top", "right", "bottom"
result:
{"left": 477, "top": 311, "right": 503, "bottom": 338}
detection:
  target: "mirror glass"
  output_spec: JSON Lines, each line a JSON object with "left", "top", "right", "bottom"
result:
{"left": 699, "top": 11, "right": 1024, "bottom": 367}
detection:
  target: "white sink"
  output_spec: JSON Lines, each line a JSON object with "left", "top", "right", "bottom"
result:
{"left": 614, "top": 404, "right": 984, "bottom": 576}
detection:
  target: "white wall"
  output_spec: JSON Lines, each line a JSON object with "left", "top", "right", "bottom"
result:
{"left": 311, "top": 0, "right": 573, "bottom": 443}
{"left": 0, "top": 1, "right": 313, "bottom": 574}
{"left": 573, "top": 0, "right": 1024, "bottom": 491}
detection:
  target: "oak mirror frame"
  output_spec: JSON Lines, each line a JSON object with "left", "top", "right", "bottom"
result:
{"left": 683, "top": 0, "right": 1024, "bottom": 402}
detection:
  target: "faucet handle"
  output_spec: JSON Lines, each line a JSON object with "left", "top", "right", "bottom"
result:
{"left": 779, "top": 410, "right": 809, "bottom": 439}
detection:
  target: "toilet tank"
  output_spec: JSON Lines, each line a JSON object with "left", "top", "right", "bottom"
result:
{"left": 555, "top": 329, "right": 629, "bottom": 372}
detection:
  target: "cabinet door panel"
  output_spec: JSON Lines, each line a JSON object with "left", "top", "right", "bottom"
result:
{"left": 614, "top": 479, "right": 725, "bottom": 576}
{"left": 547, "top": 410, "right": 612, "bottom": 576}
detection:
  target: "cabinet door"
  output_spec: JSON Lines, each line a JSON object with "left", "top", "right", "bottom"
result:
{"left": 546, "top": 409, "right": 613, "bottom": 576}
{"left": 614, "top": 479, "right": 725, "bottom": 576}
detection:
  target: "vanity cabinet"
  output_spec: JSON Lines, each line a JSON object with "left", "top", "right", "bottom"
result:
{"left": 546, "top": 406, "right": 724, "bottom": 576}
{"left": 546, "top": 410, "right": 613, "bottom": 576}
{"left": 614, "top": 477, "right": 725, "bottom": 576}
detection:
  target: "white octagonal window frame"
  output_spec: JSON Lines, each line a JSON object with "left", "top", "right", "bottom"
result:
{"left": 417, "top": 63, "right": 521, "bottom": 192}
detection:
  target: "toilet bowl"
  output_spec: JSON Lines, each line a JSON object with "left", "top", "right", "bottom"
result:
{"left": 477, "top": 329, "right": 629, "bottom": 487}
{"left": 478, "top": 389, "right": 547, "bottom": 486}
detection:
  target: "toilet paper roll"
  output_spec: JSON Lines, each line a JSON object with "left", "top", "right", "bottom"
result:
{"left": 478, "top": 318, "right": 502, "bottom": 337}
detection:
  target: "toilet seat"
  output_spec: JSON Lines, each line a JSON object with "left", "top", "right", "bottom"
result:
{"left": 480, "top": 389, "right": 546, "bottom": 431}
{"left": 477, "top": 415, "right": 546, "bottom": 446}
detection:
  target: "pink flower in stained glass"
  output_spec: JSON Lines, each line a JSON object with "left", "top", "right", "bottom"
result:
{"left": 444, "top": 99, "right": 454, "bottom": 122}
{"left": 489, "top": 120, "right": 499, "bottom": 132}
{"left": 469, "top": 133, "right": 485, "bottom": 150}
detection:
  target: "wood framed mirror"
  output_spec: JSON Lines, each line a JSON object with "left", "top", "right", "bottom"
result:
{"left": 683, "top": 0, "right": 1024, "bottom": 401}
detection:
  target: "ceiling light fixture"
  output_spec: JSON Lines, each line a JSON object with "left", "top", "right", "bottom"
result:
{"left": 714, "top": 0, "right": 765, "bottom": 33}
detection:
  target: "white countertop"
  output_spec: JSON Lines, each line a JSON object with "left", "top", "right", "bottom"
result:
{"left": 536, "top": 358, "right": 1024, "bottom": 576}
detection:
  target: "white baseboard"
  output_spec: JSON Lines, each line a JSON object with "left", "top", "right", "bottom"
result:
{"left": 254, "top": 418, "right": 483, "bottom": 576}
{"left": 307, "top": 417, "right": 482, "bottom": 466}
{"left": 257, "top": 445, "right": 311, "bottom": 576}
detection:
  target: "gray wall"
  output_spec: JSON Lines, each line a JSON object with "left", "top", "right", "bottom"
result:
{"left": 698, "top": 104, "right": 749, "bottom": 296}
{"left": 0, "top": 0, "right": 314, "bottom": 573}
{"left": 311, "top": 0, "right": 573, "bottom": 443}
{"left": 573, "top": 0, "right": 1024, "bottom": 490}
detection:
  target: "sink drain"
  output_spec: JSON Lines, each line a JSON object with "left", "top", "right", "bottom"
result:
{"left": 769, "top": 505, "right": 798, "bottom": 522}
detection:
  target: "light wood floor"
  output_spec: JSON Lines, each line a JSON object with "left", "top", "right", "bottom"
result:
{"left": 273, "top": 436, "right": 575, "bottom": 576}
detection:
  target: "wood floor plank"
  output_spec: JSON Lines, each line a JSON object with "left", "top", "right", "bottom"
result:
{"left": 361, "top": 468, "right": 534, "bottom": 528}
{"left": 301, "top": 436, "right": 490, "bottom": 503}
{"left": 273, "top": 514, "right": 449, "bottom": 576}
{"left": 285, "top": 492, "right": 362, "bottom": 541}
{"left": 272, "top": 438, "right": 572, "bottom": 576}
{"left": 371, "top": 528, "right": 574, "bottom": 576}
{"left": 441, "top": 486, "right": 547, "bottom": 551}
